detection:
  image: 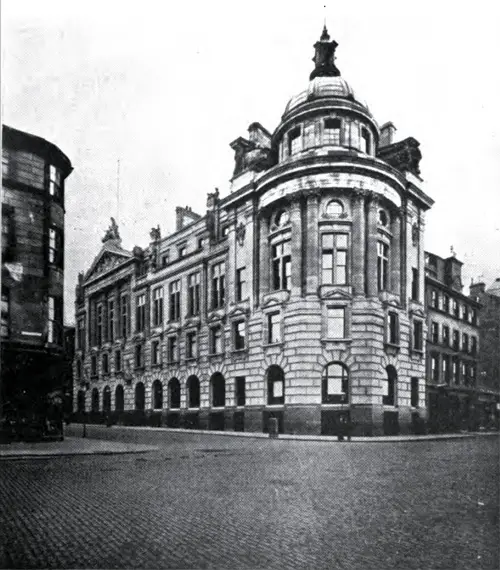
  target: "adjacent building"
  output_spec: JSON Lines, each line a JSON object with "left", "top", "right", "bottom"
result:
{"left": 74, "top": 27, "right": 435, "bottom": 436}
{"left": 1, "top": 124, "right": 73, "bottom": 420}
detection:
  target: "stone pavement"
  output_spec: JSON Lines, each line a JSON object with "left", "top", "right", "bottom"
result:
{"left": 0, "top": 431, "right": 498, "bottom": 569}
{"left": 0, "top": 436, "right": 157, "bottom": 459}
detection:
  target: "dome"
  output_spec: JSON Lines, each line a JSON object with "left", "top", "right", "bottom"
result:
{"left": 283, "top": 76, "right": 369, "bottom": 116}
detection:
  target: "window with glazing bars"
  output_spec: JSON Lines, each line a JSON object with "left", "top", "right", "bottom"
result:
{"left": 152, "top": 287, "right": 164, "bottom": 326}
{"left": 136, "top": 293, "right": 146, "bottom": 332}
{"left": 377, "top": 241, "right": 389, "bottom": 291}
{"left": 188, "top": 273, "right": 200, "bottom": 316}
{"left": 322, "top": 233, "right": 348, "bottom": 285}
{"left": 211, "top": 263, "right": 225, "bottom": 309}
{"left": 324, "top": 118, "right": 341, "bottom": 145}
{"left": 169, "top": 280, "right": 181, "bottom": 321}
{"left": 272, "top": 241, "right": 291, "bottom": 290}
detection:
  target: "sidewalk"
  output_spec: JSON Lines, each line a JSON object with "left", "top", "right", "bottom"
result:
{"left": 0, "top": 436, "right": 157, "bottom": 459}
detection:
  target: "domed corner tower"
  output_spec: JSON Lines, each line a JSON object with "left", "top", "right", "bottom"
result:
{"left": 240, "top": 26, "right": 435, "bottom": 437}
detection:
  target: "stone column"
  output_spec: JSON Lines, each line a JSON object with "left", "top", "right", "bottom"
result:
{"left": 290, "top": 198, "right": 303, "bottom": 297}
{"left": 305, "top": 192, "right": 320, "bottom": 294}
{"left": 390, "top": 210, "right": 402, "bottom": 297}
{"left": 351, "top": 190, "right": 365, "bottom": 296}
{"left": 366, "top": 194, "right": 379, "bottom": 297}
{"left": 259, "top": 211, "right": 270, "bottom": 300}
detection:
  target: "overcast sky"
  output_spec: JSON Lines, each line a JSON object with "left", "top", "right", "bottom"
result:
{"left": 2, "top": 0, "right": 500, "bottom": 323}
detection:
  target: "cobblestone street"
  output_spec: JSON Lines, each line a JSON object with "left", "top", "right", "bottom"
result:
{"left": 0, "top": 431, "right": 498, "bottom": 569}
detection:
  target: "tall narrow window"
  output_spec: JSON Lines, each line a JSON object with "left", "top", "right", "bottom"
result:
{"left": 236, "top": 267, "right": 247, "bottom": 302}
{"left": 383, "top": 366, "right": 397, "bottom": 406}
{"left": 49, "top": 165, "right": 62, "bottom": 199}
{"left": 322, "top": 363, "right": 349, "bottom": 404}
{"left": 235, "top": 377, "right": 246, "bottom": 407}
{"left": 288, "top": 127, "right": 301, "bottom": 155}
{"left": 442, "top": 325, "right": 450, "bottom": 346}
{"left": 411, "top": 378, "right": 419, "bottom": 407}
{"left": 324, "top": 118, "right": 341, "bottom": 145}
{"left": 210, "top": 325, "right": 222, "bottom": 354}
{"left": 453, "top": 357, "right": 460, "bottom": 385}
{"left": 135, "top": 344, "right": 144, "bottom": 368}
{"left": 443, "top": 295, "right": 450, "bottom": 313}
{"left": 186, "top": 331, "right": 197, "bottom": 359}
{"left": 211, "top": 263, "right": 226, "bottom": 309}
{"left": 327, "top": 307, "right": 345, "bottom": 339}
{"left": 167, "top": 336, "right": 178, "bottom": 362}
{"left": 115, "top": 349, "right": 122, "bottom": 373}
{"left": 462, "top": 333, "right": 469, "bottom": 353}
{"left": 169, "top": 280, "right": 181, "bottom": 321}
{"left": 1, "top": 287, "right": 9, "bottom": 338}
{"left": 431, "top": 353, "right": 439, "bottom": 383}
{"left": 431, "top": 322, "right": 439, "bottom": 344}
{"left": 48, "top": 226, "right": 63, "bottom": 266}
{"left": 77, "top": 317, "right": 85, "bottom": 351}
{"left": 96, "top": 303, "right": 103, "bottom": 345}
{"left": 152, "top": 287, "right": 164, "bottom": 326}
{"left": 388, "top": 312, "right": 399, "bottom": 345}
{"left": 321, "top": 233, "right": 348, "bottom": 285}
{"left": 48, "top": 296, "right": 63, "bottom": 345}
{"left": 102, "top": 353, "right": 109, "bottom": 375}
{"left": 377, "top": 241, "right": 389, "bottom": 291}
{"left": 452, "top": 330, "right": 460, "bottom": 351}
{"left": 413, "top": 319, "right": 423, "bottom": 351}
{"left": 267, "top": 312, "right": 281, "bottom": 344}
{"left": 151, "top": 340, "right": 161, "bottom": 366}
{"left": 188, "top": 272, "right": 200, "bottom": 316}
{"left": 120, "top": 294, "right": 129, "bottom": 339}
{"left": 272, "top": 241, "right": 291, "bottom": 290}
{"left": 442, "top": 355, "right": 450, "bottom": 384}
{"left": 411, "top": 268, "right": 419, "bottom": 301}
{"left": 91, "top": 354, "right": 97, "bottom": 377}
{"left": 360, "top": 128, "right": 371, "bottom": 154}
{"left": 233, "top": 320, "right": 246, "bottom": 350}
{"left": 471, "top": 336, "right": 477, "bottom": 355}
{"left": 107, "top": 299, "right": 114, "bottom": 342}
{"left": 136, "top": 293, "right": 146, "bottom": 332}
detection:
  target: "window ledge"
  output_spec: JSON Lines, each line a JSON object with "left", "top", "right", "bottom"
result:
{"left": 166, "top": 360, "right": 179, "bottom": 366}
{"left": 134, "top": 365, "right": 145, "bottom": 371}
{"left": 114, "top": 370, "right": 123, "bottom": 376}
{"left": 185, "top": 357, "right": 198, "bottom": 363}
{"left": 321, "top": 338, "right": 352, "bottom": 344}
{"left": 231, "top": 348, "right": 248, "bottom": 356}
{"left": 151, "top": 363, "right": 163, "bottom": 369}
{"left": 263, "top": 342, "right": 284, "bottom": 349}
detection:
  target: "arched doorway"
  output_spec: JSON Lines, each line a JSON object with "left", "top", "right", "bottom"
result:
{"left": 152, "top": 380, "right": 163, "bottom": 410}
{"left": 187, "top": 375, "right": 200, "bottom": 408}
{"left": 135, "top": 382, "right": 145, "bottom": 411}
{"left": 267, "top": 365, "right": 285, "bottom": 405}
{"left": 322, "top": 362, "right": 349, "bottom": 404}
{"left": 168, "top": 378, "right": 180, "bottom": 409}
{"left": 115, "top": 385, "right": 124, "bottom": 412}
{"left": 91, "top": 388, "right": 99, "bottom": 412}
{"left": 211, "top": 373, "right": 225, "bottom": 408}
{"left": 77, "top": 390, "right": 86, "bottom": 413}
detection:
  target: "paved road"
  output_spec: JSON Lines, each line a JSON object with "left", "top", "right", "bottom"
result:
{"left": 0, "top": 430, "right": 498, "bottom": 569}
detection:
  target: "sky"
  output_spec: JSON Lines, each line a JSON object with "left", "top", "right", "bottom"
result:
{"left": 2, "top": 0, "right": 500, "bottom": 324}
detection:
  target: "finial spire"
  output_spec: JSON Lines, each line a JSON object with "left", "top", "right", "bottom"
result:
{"left": 310, "top": 25, "right": 340, "bottom": 80}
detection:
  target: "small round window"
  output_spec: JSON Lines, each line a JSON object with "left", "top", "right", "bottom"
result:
{"left": 378, "top": 209, "right": 388, "bottom": 226}
{"left": 326, "top": 200, "right": 344, "bottom": 217}
{"left": 275, "top": 210, "right": 290, "bottom": 227}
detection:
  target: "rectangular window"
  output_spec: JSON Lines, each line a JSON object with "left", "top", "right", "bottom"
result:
{"left": 453, "top": 299, "right": 460, "bottom": 318}
{"left": 1, "top": 205, "right": 15, "bottom": 262}
{"left": 211, "top": 263, "right": 226, "bottom": 309}
{"left": 169, "top": 280, "right": 181, "bottom": 321}
{"left": 235, "top": 376, "right": 246, "bottom": 407}
{"left": 327, "top": 307, "right": 345, "bottom": 339}
{"left": 48, "top": 296, "right": 63, "bottom": 345}
{"left": 388, "top": 312, "right": 399, "bottom": 345}
{"left": 91, "top": 354, "right": 97, "bottom": 377}
{"left": 471, "top": 309, "right": 478, "bottom": 326}
{"left": 77, "top": 317, "right": 85, "bottom": 351}
{"left": 442, "top": 325, "right": 450, "bottom": 346}
{"left": 377, "top": 241, "right": 389, "bottom": 291}
{"left": 135, "top": 344, "right": 143, "bottom": 368}
{"left": 152, "top": 287, "right": 164, "bottom": 326}
{"left": 411, "top": 268, "right": 419, "bottom": 301}
{"left": 412, "top": 319, "right": 423, "bottom": 351}
{"left": 210, "top": 326, "right": 222, "bottom": 354}
{"left": 431, "top": 353, "right": 439, "bottom": 383}
{"left": 431, "top": 321, "right": 439, "bottom": 344}
{"left": 321, "top": 233, "right": 348, "bottom": 285}
{"left": 411, "top": 378, "right": 419, "bottom": 407}
{"left": 452, "top": 330, "right": 460, "bottom": 351}
{"left": 120, "top": 294, "right": 129, "bottom": 339}
{"left": 115, "top": 349, "right": 122, "bottom": 373}
{"left": 272, "top": 240, "right": 292, "bottom": 290}
{"left": 167, "top": 336, "right": 178, "bottom": 362}
{"left": 151, "top": 340, "right": 161, "bottom": 366}
{"left": 462, "top": 305, "right": 468, "bottom": 322}
{"left": 188, "top": 272, "right": 201, "bottom": 316}
{"left": 470, "top": 364, "right": 476, "bottom": 386}
{"left": 233, "top": 320, "right": 246, "bottom": 350}
{"left": 1, "top": 287, "right": 9, "bottom": 338}
{"left": 268, "top": 312, "right": 281, "bottom": 344}
{"left": 453, "top": 358, "right": 460, "bottom": 385}
{"left": 324, "top": 118, "right": 341, "bottom": 145}
{"left": 96, "top": 303, "right": 103, "bottom": 345}
{"left": 102, "top": 353, "right": 109, "bottom": 375}
{"left": 288, "top": 127, "right": 301, "bottom": 155}
{"left": 442, "top": 355, "right": 450, "bottom": 384}
{"left": 360, "top": 128, "right": 371, "bottom": 154}
{"left": 136, "top": 293, "right": 146, "bottom": 332}
{"left": 178, "top": 245, "right": 187, "bottom": 259}
{"left": 107, "top": 299, "right": 114, "bottom": 342}
{"left": 186, "top": 331, "right": 197, "bottom": 359}
{"left": 462, "top": 362, "right": 468, "bottom": 385}
{"left": 162, "top": 252, "right": 170, "bottom": 267}
{"left": 49, "top": 165, "right": 61, "bottom": 198}
{"left": 48, "top": 226, "right": 63, "bottom": 266}
{"left": 236, "top": 267, "right": 247, "bottom": 302}
{"left": 462, "top": 333, "right": 469, "bottom": 353}
{"left": 471, "top": 336, "right": 477, "bottom": 355}
{"left": 443, "top": 295, "right": 450, "bottom": 313}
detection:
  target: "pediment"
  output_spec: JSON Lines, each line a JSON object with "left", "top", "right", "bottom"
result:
{"left": 207, "top": 310, "right": 226, "bottom": 324}
{"left": 410, "top": 307, "right": 426, "bottom": 319}
{"left": 320, "top": 288, "right": 353, "bottom": 301}
{"left": 382, "top": 299, "right": 402, "bottom": 310}
{"left": 228, "top": 306, "right": 250, "bottom": 319}
{"left": 85, "top": 246, "right": 132, "bottom": 283}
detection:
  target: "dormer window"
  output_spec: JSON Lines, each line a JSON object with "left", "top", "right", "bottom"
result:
{"left": 361, "top": 127, "right": 371, "bottom": 154}
{"left": 324, "top": 118, "right": 341, "bottom": 145}
{"left": 288, "top": 127, "right": 301, "bottom": 155}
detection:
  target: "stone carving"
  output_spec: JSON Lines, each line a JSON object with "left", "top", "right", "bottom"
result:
{"left": 150, "top": 225, "right": 161, "bottom": 242}
{"left": 412, "top": 223, "right": 420, "bottom": 246}
{"left": 236, "top": 222, "right": 246, "bottom": 246}
{"left": 102, "top": 217, "right": 120, "bottom": 243}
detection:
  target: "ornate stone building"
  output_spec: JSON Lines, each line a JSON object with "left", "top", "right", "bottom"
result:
{"left": 74, "top": 28, "right": 434, "bottom": 436}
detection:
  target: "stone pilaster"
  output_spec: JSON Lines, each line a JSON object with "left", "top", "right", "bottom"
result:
{"left": 259, "top": 211, "right": 270, "bottom": 300}
{"left": 366, "top": 194, "right": 379, "bottom": 297}
{"left": 351, "top": 190, "right": 366, "bottom": 296}
{"left": 391, "top": 211, "right": 402, "bottom": 297}
{"left": 290, "top": 198, "right": 303, "bottom": 297}
{"left": 305, "top": 192, "right": 320, "bottom": 294}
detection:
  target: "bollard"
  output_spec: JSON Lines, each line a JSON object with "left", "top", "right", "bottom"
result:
{"left": 268, "top": 417, "right": 279, "bottom": 439}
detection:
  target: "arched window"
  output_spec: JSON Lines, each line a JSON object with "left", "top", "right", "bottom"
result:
{"left": 168, "top": 378, "right": 181, "bottom": 409}
{"left": 267, "top": 365, "right": 285, "bottom": 405}
{"left": 103, "top": 386, "right": 111, "bottom": 413}
{"left": 325, "top": 200, "right": 344, "bottom": 217}
{"left": 77, "top": 390, "right": 86, "bottom": 413}
{"left": 152, "top": 380, "right": 163, "bottom": 410}
{"left": 361, "top": 127, "right": 371, "bottom": 154}
{"left": 91, "top": 388, "right": 99, "bottom": 412}
{"left": 135, "top": 382, "right": 145, "bottom": 411}
{"left": 324, "top": 118, "right": 341, "bottom": 145}
{"left": 115, "top": 385, "right": 124, "bottom": 412}
{"left": 211, "top": 373, "right": 226, "bottom": 408}
{"left": 322, "top": 363, "right": 349, "bottom": 404}
{"left": 187, "top": 375, "right": 200, "bottom": 408}
{"left": 384, "top": 366, "right": 397, "bottom": 406}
